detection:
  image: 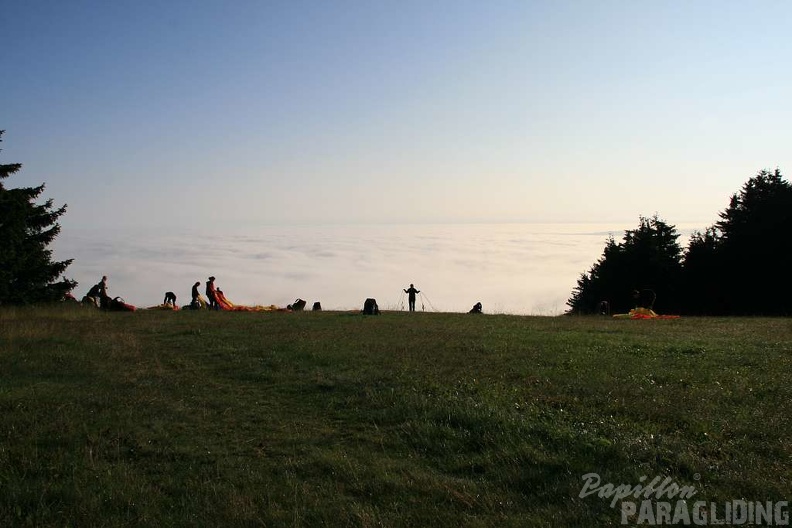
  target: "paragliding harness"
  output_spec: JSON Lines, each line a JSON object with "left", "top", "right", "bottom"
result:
{"left": 363, "top": 298, "right": 380, "bottom": 315}
{"left": 289, "top": 298, "right": 307, "bottom": 311}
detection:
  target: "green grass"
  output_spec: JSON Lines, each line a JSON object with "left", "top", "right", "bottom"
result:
{"left": 1, "top": 306, "right": 790, "bottom": 526}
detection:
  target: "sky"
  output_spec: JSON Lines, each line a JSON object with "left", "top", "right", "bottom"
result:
{"left": 3, "top": 0, "right": 791, "bottom": 230}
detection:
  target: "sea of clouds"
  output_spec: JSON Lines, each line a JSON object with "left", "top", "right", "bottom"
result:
{"left": 53, "top": 223, "right": 701, "bottom": 315}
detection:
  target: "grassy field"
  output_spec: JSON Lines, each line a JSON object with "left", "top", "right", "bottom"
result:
{"left": 1, "top": 306, "right": 790, "bottom": 527}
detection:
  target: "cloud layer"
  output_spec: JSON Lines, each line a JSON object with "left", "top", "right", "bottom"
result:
{"left": 54, "top": 223, "right": 701, "bottom": 315}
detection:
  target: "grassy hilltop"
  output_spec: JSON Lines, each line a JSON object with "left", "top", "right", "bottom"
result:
{"left": 1, "top": 307, "right": 790, "bottom": 526}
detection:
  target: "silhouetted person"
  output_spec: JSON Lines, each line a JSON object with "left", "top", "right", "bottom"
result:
{"left": 87, "top": 275, "right": 109, "bottom": 308}
{"left": 404, "top": 283, "right": 420, "bottom": 312}
{"left": 469, "top": 302, "right": 483, "bottom": 314}
{"left": 163, "top": 291, "right": 177, "bottom": 306}
{"left": 191, "top": 281, "right": 201, "bottom": 308}
{"left": 206, "top": 276, "right": 218, "bottom": 310}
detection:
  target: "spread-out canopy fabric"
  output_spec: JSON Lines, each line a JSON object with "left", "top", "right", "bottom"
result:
{"left": 215, "top": 291, "right": 288, "bottom": 312}
{"left": 146, "top": 304, "right": 180, "bottom": 311}
{"left": 613, "top": 307, "right": 680, "bottom": 320}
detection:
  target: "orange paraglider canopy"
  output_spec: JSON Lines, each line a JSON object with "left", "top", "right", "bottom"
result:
{"left": 613, "top": 307, "right": 680, "bottom": 320}
{"left": 215, "top": 290, "right": 288, "bottom": 312}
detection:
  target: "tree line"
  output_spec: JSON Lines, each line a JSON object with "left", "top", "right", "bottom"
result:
{"left": 566, "top": 169, "right": 792, "bottom": 316}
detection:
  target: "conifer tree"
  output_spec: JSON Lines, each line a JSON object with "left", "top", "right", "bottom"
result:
{"left": 681, "top": 227, "right": 724, "bottom": 314}
{"left": 0, "top": 130, "right": 76, "bottom": 304}
{"left": 712, "top": 169, "right": 792, "bottom": 314}
{"left": 567, "top": 215, "right": 683, "bottom": 314}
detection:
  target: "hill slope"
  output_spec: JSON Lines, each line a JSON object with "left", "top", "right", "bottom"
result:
{"left": 1, "top": 307, "right": 790, "bottom": 526}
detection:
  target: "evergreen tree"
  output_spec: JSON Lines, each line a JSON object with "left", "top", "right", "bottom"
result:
{"left": 567, "top": 236, "right": 620, "bottom": 314}
{"left": 0, "top": 130, "right": 76, "bottom": 304}
{"left": 567, "top": 215, "right": 684, "bottom": 314}
{"left": 713, "top": 169, "right": 792, "bottom": 315}
{"left": 681, "top": 227, "right": 724, "bottom": 314}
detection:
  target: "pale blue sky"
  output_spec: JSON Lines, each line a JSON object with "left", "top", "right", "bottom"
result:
{"left": 3, "top": 0, "right": 791, "bottom": 229}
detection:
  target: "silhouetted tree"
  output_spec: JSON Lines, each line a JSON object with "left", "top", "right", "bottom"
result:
{"left": 681, "top": 227, "right": 724, "bottom": 314}
{"left": 567, "top": 215, "right": 684, "bottom": 314}
{"left": 712, "top": 169, "right": 792, "bottom": 315}
{"left": 0, "top": 130, "right": 76, "bottom": 304}
{"left": 567, "top": 236, "right": 619, "bottom": 314}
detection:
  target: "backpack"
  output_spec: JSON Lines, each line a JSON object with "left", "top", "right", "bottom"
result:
{"left": 363, "top": 298, "right": 380, "bottom": 315}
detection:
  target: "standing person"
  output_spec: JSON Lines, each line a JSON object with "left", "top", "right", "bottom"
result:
{"left": 191, "top": 281, "right": 202, "bottom": 309}
{"left": 404, "top": 283, "right": 420, "bottom": 312}
{"left": 206, "top": 276, "right": 218, "bottom": 310}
